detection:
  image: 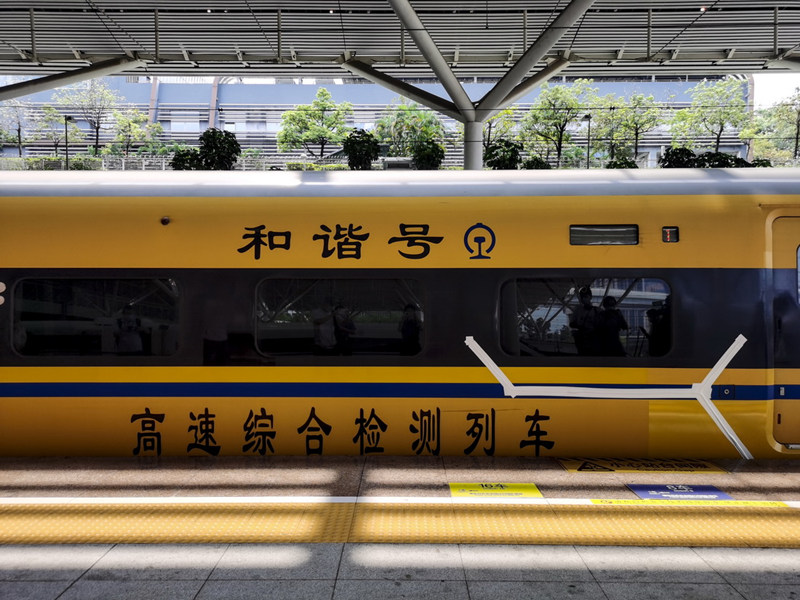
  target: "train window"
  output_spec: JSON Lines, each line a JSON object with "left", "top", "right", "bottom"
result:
{"left": 255, "top": 278, "right": 424, "bottom": 357}
{"left": 570, "top": 225, "right": 639, "bottom": 245}
{"left": 500, "top": 277, "right": 671, "bottom": 358}
{"left": 13, "top": 279, "right": 179, "bottom": 356}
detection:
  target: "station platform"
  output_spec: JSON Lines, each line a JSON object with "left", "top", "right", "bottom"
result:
{"left": 2, "top": 455, "right": 800, "bottom": 546}
{"left": 1, "top": 455, "right": 800, "bottom": 599}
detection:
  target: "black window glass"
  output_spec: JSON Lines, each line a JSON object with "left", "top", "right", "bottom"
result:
{"left": 256, "top": 279, "right": 424, "bottom": 357}
{"left": 570, "top": 225, "right": 639, "bottom": 245}
{"left": 500, "top": 277, "right": 671, "bottom": 358}
{"left": 14, "top": 279, "right": 179, "bottom": 356}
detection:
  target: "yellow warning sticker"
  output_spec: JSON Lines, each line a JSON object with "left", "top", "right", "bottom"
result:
{"left": 449, "top": 483, "right": 543, "bottom": 498}
{"left": 591, "top": 499, "right": 788, "bottom": 507}
{"left": 558, "top": 458, "right": 725, "bottom": 473}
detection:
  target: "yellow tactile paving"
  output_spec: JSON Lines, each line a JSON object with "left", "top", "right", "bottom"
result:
{"left": 0, "top": 501, "right": 798, "bottom": 547}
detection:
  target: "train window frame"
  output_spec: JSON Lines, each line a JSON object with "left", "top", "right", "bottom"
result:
{"left": 12, "top": 277, "right": 180, "bottom": 358}
{"left": 499, "top": 276, "right": 672, "bottom": 360}
{"left": 797, "top": 246, "right": 800, "bottom": 304}
{"left": 254, "top": 277, "right": 426, "bottom": 362}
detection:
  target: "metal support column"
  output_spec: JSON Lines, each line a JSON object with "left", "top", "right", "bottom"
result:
{"left": 464, "top": 121, "right": 483, "bottom": 171}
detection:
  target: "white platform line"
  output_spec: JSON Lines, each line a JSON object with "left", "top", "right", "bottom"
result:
{"left": 0, "top": 496, "right": 797, "bottom": 508}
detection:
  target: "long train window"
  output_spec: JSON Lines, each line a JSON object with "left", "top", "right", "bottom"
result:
{"left": 500, "top": 278, "right": 671, "bottom": 358}
{"left": 256, "top": 278, "right": 424, "bottom": 357}
{"left": 14, "top": 279, "right": 179, "bottom": 356}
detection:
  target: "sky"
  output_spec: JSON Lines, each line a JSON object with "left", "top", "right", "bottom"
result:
{"left": 753, "top": 72, "right": 800, "bottom": 108}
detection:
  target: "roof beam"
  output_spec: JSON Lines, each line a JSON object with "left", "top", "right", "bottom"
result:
{"left": 180, "top": 46, "right": 198, "bottom": 68}
{"left": 770, "top": 58, "right": 800, "bottom": 72}
{"left": 388, "top": 0, "right": 475, "bottom": 122}
{"left": 0, "top": 56, "right": 145, "bottom": 102}
{"left": 481, "top": 56, "right": 571, "bottom": 121}
{"left": 714, "top": 48, "right": 736, "bottom": 65}
{"left": 29, "top": 8, "right": 38, "bottom": 64}
{"left": 475, "top": 0, "right": 596, "bottom": 120}
{"left": 338, "top": 54, "right": 462, "bottom": 121}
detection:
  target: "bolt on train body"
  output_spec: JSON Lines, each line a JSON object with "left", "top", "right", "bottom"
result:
{"left": 2, "top": 168, "right": 800, "bottom": 460}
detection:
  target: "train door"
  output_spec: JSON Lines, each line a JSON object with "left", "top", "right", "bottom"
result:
{"left": 772, "top": 217, "right": 800, "bottom": 447}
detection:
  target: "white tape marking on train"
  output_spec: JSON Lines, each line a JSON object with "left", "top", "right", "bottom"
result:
{"left": 465, "top": 334, "right": 754, "bottom": 460}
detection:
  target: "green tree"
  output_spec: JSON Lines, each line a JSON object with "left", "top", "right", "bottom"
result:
{"left": 53, "top": 79, "right": 124, "bottom": 153}
{"left": 374, "top": 100, "right": 445, "bottom": 157}
{"left": 658, "top": 147, "right": 696, "bottom": 168}
{"left": 519, "top": 79, "right": 595, "bottom": 167}
{"left": 482, "top": 108, "right": 518, "bottom": 150}
{"left": 521, "top": 155, "right": 551, "bottom": 169}
{"left": 588, "top": 94, "right": 630, "bottom": 162}
{"left": 170, "top": 147, "right": 203, "bottom": 170}
{"left": 411, "top": 140, "right": 445, "bottom": 170}
{"left": 277, "top": 88, "right": 352, "bottom": 160}
{"left": 586, "top": 92, "right": 661, "bottom": 165}
{"left": 742, "top": 89, "right": 800, "bottom": 164}
{"left": 170, "top": 127, "right": 241, "bottom": 170}
{"left": 342, "top": 128, "right": 379, "bottom": 170}
{"left": 0, "top": 99, "right": 29, "bottom": 157}
{"left": 624, "top": 93, "right": 663, "bottom": 159}
{"left": 693, "top": 151, "right": 750, "bottom": 168}
{"left": 773, "top": 90, "right": 800, "bottom": 160}
{"left": 484, "top": 139, "right": 522, "bottom": 169}
{"left": 670, "top": 77, "right": 749, "bottom": 152}
{"left": 108, "top": 108, "right": 164, "bottom": 156}
{"left": 31, "top": 105, "right": 84, "bottom": 155}
{"left": 605, "top": 158, "right": 638, "bottom": 169}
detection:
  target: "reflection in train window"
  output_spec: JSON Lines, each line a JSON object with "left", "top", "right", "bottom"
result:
{"left": 500, "top": 278, "right": 671, "bottom": 358}
{"left": 14, "top": 279, "right": 179, "bottom": 356}
{"left": 256, "top": 279, "right": 424, "bottom": 357}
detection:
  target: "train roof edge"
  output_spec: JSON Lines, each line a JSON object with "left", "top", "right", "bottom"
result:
{"left": 2, "top": 168, "right": 800, "bottom": 199}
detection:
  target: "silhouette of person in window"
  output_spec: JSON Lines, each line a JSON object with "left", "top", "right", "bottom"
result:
{"left": 647, "top": 296, "right": 671, "bottom": 357}
{"left": 312, "top": 298, "right": 337, "bottom": 355}
{"left": 596, "top": 296, "right": 628, "bottom": 356}
{"left": 333, "top": 304, "right": 356, "bottom": 355}
{"left": 570, "top": 286, "right": 599, "bottom": 355}
{"left": 116, "top": 305, "right": 143, "bottom": 355}
{"left": 399, "top": 303, "right": 422, "bottom": 355}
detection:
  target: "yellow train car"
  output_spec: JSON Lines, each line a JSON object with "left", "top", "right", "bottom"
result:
{"left": 1, "top": 168, "right": 800, "bottom": 459}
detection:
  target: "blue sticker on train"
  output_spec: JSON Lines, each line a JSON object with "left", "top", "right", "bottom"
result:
{"left": 626, "top": 484, "right": 733, "bottom": 500}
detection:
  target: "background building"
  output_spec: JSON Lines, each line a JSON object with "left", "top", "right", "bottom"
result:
{"left": 0, "top": 74, "right": 751, "bottom": 169}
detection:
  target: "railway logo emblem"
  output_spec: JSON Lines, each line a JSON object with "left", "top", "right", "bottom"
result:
{"left": 464, "top": 222, "right": 496, "bottom": 259}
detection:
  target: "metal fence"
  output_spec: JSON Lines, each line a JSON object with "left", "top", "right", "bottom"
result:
{"left": 0, "top": 156, "right": 313, "bottom": 171}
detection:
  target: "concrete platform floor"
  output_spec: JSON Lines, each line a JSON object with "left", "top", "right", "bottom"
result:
{"left": 1, "top": 455, "right": 799, "bottom": 500}
{"left": 1, "top": 455, "right": 799, "bottom": 600}
{"left": 2, "top": 543, "right": 800, "bottom": 600}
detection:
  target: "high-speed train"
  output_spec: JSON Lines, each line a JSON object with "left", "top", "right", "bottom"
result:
{"left": 1, "top": 168, "right": 799, "bottom": 459}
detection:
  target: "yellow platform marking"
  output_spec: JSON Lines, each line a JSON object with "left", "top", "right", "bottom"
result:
{"left": 0, "top": 499, "right": 798, "bottom": 547}
{"left": 592, "top": 499, "right": 788, "bottom": 507}
{"left": 449, "top": 483, "right": 543, "bottom": 498}
{"left": 559, "top": 458, "right": 725, "bottom": 473}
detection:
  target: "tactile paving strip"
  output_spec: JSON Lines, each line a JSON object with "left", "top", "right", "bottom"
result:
{"left": 1, "top": 501, "right": 799, "bottom": 546}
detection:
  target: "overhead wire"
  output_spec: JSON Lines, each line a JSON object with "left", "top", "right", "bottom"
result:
{"left": 337, "top": 1, "right": 348, "bottom": 54}
{"left": 83, "top": 0, "right": 148, "bottom": 57}
{"left": 649, "top": 0, "right": 723, "bottom": 60}
{"left": 243, "top": 0, "right": 277, "bottom": 55}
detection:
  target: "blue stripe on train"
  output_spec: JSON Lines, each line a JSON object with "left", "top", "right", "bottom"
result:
{"left": 0, "top": 382, "right": 778, "bottom": 400}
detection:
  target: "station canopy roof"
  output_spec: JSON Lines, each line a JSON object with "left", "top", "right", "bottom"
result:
{"left": 1, "top": 1, "right": 798, "bottom": 82}
{"left": 2, "top": 0, "right": 799, "bottom": 145}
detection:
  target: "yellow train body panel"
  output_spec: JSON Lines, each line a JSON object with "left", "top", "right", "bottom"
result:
{"left": 0, "top": 191, "right": 777, "bottom": 270}
{"left": 0, "top": 365, "right": 782, "bottom": 458}
{"left": 2, "top": 170, "right": 800, "bottom": 459}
